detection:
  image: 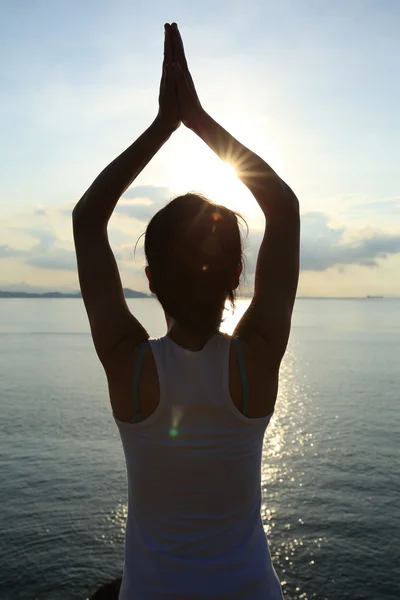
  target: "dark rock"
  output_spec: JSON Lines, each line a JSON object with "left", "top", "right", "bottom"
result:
{"left": 89, "top": 577, "right": 122, "bottom": 599}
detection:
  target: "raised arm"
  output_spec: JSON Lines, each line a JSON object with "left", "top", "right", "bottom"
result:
{"left": 72, "top": 24, "right": 180, "bottom": 366}
{"left": 171, "top": 23, "right": 300, "bottom": 364}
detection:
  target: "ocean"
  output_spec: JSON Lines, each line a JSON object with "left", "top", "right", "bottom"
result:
{"left": 0, "top": 297, "right": 399, "bottom": 600}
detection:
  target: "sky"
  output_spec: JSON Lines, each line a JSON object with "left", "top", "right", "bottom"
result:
{"left": 1, "top": 0, "right": 399, "bottom": 296}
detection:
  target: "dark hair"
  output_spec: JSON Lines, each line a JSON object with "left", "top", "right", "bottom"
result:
{"left": 144, "top": 193, "right": 247, "bottom": 333}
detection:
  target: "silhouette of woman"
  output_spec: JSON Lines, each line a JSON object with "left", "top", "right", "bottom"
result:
{"left": 76, "top": 22, "right": 300, "bottom": 600}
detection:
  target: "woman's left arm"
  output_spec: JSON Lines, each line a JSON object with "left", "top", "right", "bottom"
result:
{"left": 72, "top": 24, "right": 179, "bottom": 367}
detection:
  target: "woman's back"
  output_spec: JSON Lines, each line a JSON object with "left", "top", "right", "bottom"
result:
{"left": 114, "top": 333, "right": 283, "bottom": 599}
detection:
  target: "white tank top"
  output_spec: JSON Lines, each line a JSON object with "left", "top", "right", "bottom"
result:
{"left": 114, "top": 333, "right": 283, "bottom": 599}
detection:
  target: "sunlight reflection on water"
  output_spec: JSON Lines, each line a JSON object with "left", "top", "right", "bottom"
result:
{"left": 222, "top": 301, "right": 328, "bottom": 599}
{"left": 260, "top": 345, "right": 328, "bottom": 599}
{"left": 95, "top": 502, "right": 127, "bottom": 548}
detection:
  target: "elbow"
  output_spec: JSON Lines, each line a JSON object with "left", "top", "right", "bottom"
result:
{"left": 258, "top": 178, "right": 300, "bottom": 220}
{"left": 290, "top": 194, "right": 300, "bottom": 217}
{"left": 72, "top": 192, "right": 111, "bottom": 230}
{"left": 72, "top": 200, "right": 105, "bottom": 231}
{"left": 281, "top": 184, "right": 300, "bottom": 220}
{"left": 280, "top": 180, "right": 299, "bottom": 209}
{"left": 72, "top": 205, "right": 80, "bottom": 224}
{"left": 269, "top": 190, "right": 300, "bottom": 223}
{"left": 72, "top": 197, "right": 86, "bottom": 223}
{"left": 72, "top": 206, "right": 96, "bottom": 234}
{"left": 72, "top": 204, "right": 87, "bottom": 231}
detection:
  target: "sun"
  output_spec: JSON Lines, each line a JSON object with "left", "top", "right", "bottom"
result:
{"left": 170, "top": 133, "right": 253, "bottom": 214}
{"left": 202, "top": 160, "right": 241, "bottom": 203}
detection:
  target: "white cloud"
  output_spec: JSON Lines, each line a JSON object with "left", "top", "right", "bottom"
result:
{"left": 300, "top": 212, "right": 400, "bottom": 271}
{"left": 0, "top": 245, "right": 26, "bottom": 258}
{"left": 2, "top": 195, "right": 400, "bottom": 295}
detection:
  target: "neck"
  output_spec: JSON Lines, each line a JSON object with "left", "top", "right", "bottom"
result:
{"left": 165, "top": 316, "right": 220, "bottom": 351}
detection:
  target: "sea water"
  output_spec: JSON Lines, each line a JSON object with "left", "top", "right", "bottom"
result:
{"left": 0, "top": 298, "right": 399, "bottom": 600}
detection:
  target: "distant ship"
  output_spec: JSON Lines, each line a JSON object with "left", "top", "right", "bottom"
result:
{"left": 366, "top": 295, "right": 384, "bottom": 299}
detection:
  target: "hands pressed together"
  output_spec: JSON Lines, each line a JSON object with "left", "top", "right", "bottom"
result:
{"left": 158, "top": 23, "right": 204, "bottom": 132}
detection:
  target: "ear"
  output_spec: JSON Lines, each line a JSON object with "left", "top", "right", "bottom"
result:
{"left": 145, "top": 266, "right": 154, "bottom": 293}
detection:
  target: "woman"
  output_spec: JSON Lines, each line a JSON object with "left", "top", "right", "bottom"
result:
{"left": 74, "top": 22, "right": 300, "bottom": 600}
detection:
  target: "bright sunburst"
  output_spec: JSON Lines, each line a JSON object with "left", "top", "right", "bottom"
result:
{"left": 170, "top": 134, "right": 252, "bottom": 213}
{"left": 202, "top": 160, "right": 240, "bottom": 204}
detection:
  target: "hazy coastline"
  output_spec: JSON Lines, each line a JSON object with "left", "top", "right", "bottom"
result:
{"left": 0, "top": 290, "right": 396, "bottom": 300}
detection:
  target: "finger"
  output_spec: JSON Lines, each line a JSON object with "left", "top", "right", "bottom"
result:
{"left": 171, "top": 23, "right": 189, "bottom": 72}
{"left": 163, "top": 23, "right": 173, "bottom": 66}
{"left": 172, "top": 24, "right": 197, "bottom": 92}
{"left": 172, "top": 61, "right": 192, "bottom": 97}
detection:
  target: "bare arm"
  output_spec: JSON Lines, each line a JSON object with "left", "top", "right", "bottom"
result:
{"left": 72, "top": 25, "right": 180, "bottom": 365}
{"left": 195, "top": 113, "right": 300, "bottom": 362}
{"left": 172, "top": 23, "right": 300, "bottom": 363}
{"left": 72, "top": 118, "right": 174, "bottom": 360}
{"left": 73, "top": 117, "right": 176, "bottom": 226}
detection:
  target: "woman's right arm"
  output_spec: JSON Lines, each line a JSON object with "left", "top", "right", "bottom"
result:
{"left": 171, "top": 23, "right": 300, "bottom": 364}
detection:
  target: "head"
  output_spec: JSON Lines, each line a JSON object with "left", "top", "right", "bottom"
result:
{"left": 144, "top": 193, "right": 246, "bottom": 334}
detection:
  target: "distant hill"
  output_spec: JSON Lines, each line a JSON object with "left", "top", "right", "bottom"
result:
{"left": 0, "top": 288, "right": 150, "bottom": 299}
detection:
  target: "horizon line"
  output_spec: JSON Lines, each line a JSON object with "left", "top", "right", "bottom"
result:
{"left": 0, "top": 289, "right": 398, "bottom": 300}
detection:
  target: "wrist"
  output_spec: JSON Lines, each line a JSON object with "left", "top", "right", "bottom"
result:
{"left": 153, "top": 114, "right": 180, "bottom": 137}
{"left": 189, "top": 109, "right": 210, "bottom": 135}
